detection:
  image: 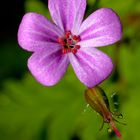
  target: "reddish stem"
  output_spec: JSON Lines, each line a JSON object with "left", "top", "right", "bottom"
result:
{"left": 111, "top": 121, "right": 122, "bottom": 138}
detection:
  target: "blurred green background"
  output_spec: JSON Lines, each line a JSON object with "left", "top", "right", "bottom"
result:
{"left": 0, "top": 0, "right": 140, "bottom": 140}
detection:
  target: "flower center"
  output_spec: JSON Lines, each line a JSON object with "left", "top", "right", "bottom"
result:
{"left": 58, "top": 31, "right": 81, "bottom": 54}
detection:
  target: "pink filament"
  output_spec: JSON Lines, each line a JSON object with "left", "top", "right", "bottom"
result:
{"left": 112, "top": 125, "right": 122, "bottom": 138}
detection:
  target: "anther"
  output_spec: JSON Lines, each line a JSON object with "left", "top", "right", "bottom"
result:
{"left": 65, "top": 31, "right": 71, "bottom": 38}
{"left": 62, "top": 48, "right": 67, "bottom": 54}
{"left": 75, "top": 45, "right": 80, "bottom": 49}
{"left": 58, "top": 38, "right": 66, "bottom": 46}
{"left": 73, "top": 35, "right": 81, "bottom": 42}
{"left": 72, "top": 49, "right": 77, "bottom": 54}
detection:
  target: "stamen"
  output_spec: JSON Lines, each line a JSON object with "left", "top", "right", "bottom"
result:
{"left": 62, "top": 48, "right": 67, "bottom": 54}
{"left": 58, "top": 37, "right": 66, "bottom": 46}
{"left": 58, "top": 31, "right": 81, "bottom": 55}
{"left": 65, "top": 31, "right": 71, "bottom": 38}
{"left": 75, "top": 45, "right": 80, "bottom": 49}
{"left": 72, "top": 49, "right": 77, "bottom": 54}
{"left": 73, "top": 35, "right": 81, "bottom": 42}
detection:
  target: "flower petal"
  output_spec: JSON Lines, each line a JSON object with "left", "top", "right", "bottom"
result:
{"left": 28, "top": 47, "right": 69, "bottom": 86}
{"left": 78, "top": 8, "right": 122, "bottom": 47}
{"left": 18, "top": 12, "right": 64, "bottom": 52}
{"left": 69, "top": 47, "right": 113, "bottom": 87}
{"left": 48, "top": 0, "right": 86, "bottom": 34}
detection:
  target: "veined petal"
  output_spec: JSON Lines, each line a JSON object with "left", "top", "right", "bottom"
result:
{"left": 48, "top": 0, "right": 86, "bottom": 34}
{"left": 28, "top": 47, "right": 69, "bottom": 86}
{"left": 69, "top": 47, "right": 113, "bottom": 87}
{"left": 78, "top": 8, "right": 122, "bottom": 47}
{"left": 18, "top": 12, "right": 64, "bottom": 52}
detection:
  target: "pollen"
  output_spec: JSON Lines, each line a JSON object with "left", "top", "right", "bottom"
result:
{"left": 58, "top": 31, "right": 81, "bottom": 54}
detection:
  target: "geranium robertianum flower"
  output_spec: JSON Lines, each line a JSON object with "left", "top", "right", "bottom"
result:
{"left": 85, "top": 86, "right": 126, "bottom": 138}
{"left": 18, "top": 0, "right": 122, "bottom": 87}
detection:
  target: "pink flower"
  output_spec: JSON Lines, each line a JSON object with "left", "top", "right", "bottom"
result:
{"left": 18, "top": 0, "right": 122, "bottom": 87}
